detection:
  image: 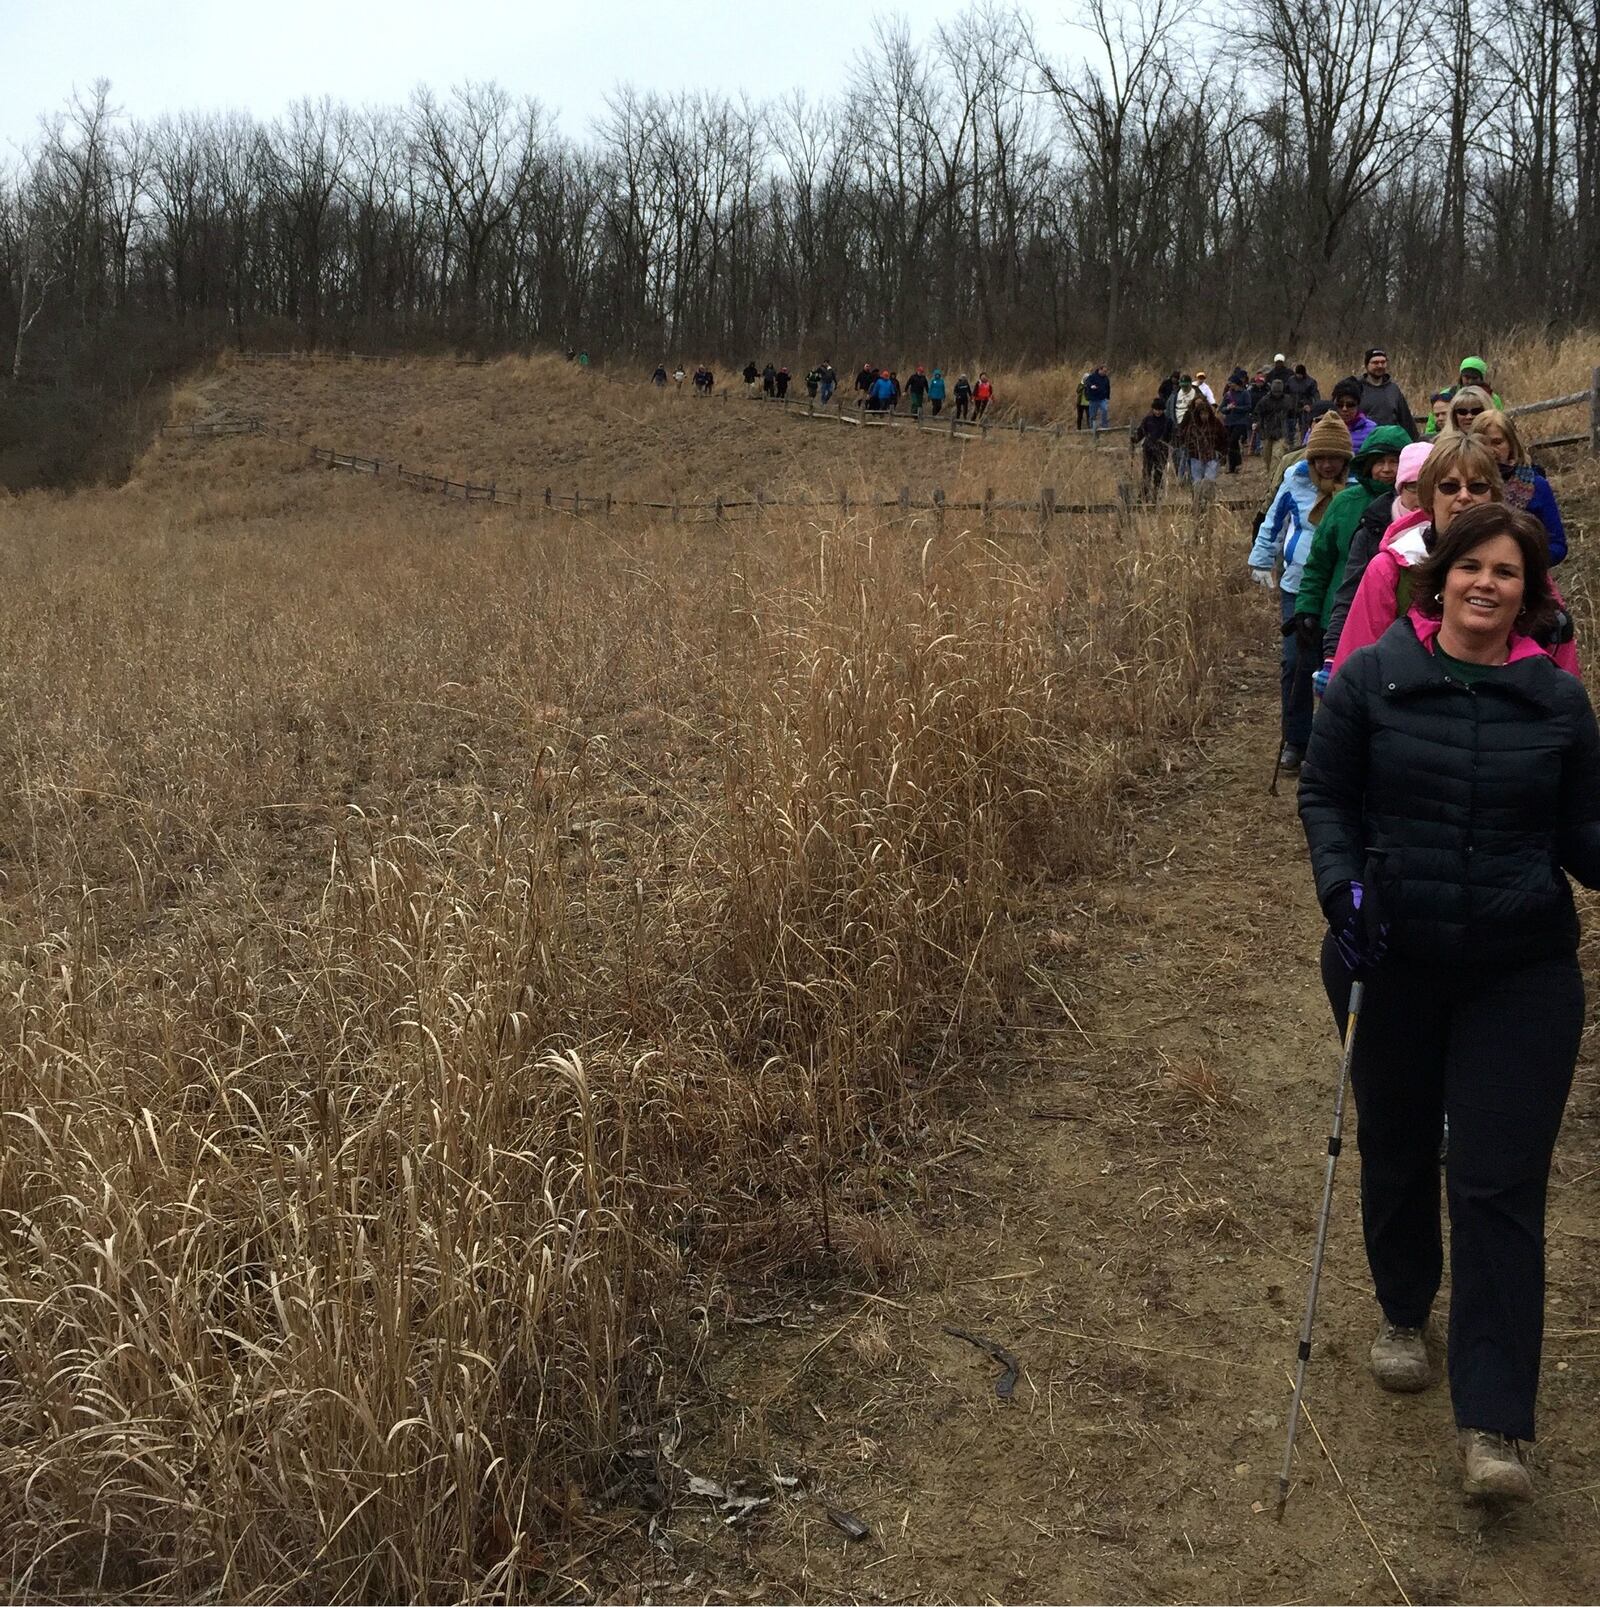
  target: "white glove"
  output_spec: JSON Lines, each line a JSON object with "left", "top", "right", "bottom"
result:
{"left": 1248, "top": 567, "right": 1276, "bottom": 588}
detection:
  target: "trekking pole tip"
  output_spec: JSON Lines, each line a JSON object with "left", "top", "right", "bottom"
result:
{"left": 1273, "top": 1480, "right": 1289, "bottom": 1522}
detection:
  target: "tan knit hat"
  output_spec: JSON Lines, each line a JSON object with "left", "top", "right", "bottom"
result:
{"left": 1305, "top": 411, "right": 1354, "bottom": 461}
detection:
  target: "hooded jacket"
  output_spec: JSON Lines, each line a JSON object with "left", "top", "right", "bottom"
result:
{"left": 928, "top": 370, "right": 946, "bottom": 401}
{"left": 1084, "top": 370, "right": 1111, "bottom": 402}
{"left": 1321, "top": 487, "right": 1399, "bottom": 661}
{"left": 1331, "top": 509, "right": 1581, "bottom": 678}
{"left": 1221, "top": 370, "right": 1255, "bottom": 429}
{"left": 1299, "top": 611, "right": 1600, "bottom": 969}
{"left": 1356, "top": 372, "right": 1419, "bottom": 439}
{"left": 1249, "top": 457, "right": 1356, "bottom": 593}
{"left": 1291, "top": 426, "right": 1412, "bottom": 627}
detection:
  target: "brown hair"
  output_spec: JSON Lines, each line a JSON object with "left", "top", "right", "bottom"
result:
{"left": 1410, "top": 505, "right": 1557, "bottom": 640}
{"left": 1416, "top": 433, "right": 1503, "bottom": 510}
{"left": 1468, "top": 407, "right": 1528, "bottom": 467}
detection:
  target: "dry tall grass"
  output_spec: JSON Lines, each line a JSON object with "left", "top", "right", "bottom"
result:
{"left": 1, "top": 410, "right": 1250, "bottom": 1598}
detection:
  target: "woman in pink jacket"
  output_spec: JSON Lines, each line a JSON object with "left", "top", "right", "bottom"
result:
{"left": 1332, "top": 434, "right": 1579, "bottom": 679}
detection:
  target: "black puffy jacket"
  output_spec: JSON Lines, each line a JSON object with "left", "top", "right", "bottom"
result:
{"left": 1299, "top": 618, "right": 1600, "bottom": 967}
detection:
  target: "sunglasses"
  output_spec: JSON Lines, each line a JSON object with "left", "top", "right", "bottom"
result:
{"left": 1454, "top": 406, "right": 1485, "bottom": 418}
{"left": 1435, "top": 478, "right": 1494, "bottom": 497}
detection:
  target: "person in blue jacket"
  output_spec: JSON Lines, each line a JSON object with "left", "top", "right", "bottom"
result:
{"left": 1246, "top": 410, "right": 1357, "bottom": 770}
{"left": 1084, "top": 365, "right": 1111, "bottom": 430}
{"left": 1469, "top": 410, "right": 1567, "bottom": 563}
{"left": 928, "top": 368, "right": 947, "bottom": 416}
{"left": 1220, "top": 367, "right": 1255, "bottom": 474}
{"left": 869, "top": 370, "right": 896, "bottom": 412}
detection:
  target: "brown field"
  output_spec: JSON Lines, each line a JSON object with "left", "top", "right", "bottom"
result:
{"left": 2, "top": 353, "right": 1597, "bottom": 1603}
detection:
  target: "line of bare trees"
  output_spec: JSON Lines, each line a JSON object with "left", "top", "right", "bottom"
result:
{"left": 3, "top": 0, "right": 1598, "bottom": 386}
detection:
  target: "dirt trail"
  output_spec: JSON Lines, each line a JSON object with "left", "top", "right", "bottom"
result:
{"left": 623, "top": 654, "right": 1600, "bottom": 1605}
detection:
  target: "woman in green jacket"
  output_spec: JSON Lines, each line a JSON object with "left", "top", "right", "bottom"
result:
{"left": 1290, "top": 425, "right": 1410, "bottom": 652}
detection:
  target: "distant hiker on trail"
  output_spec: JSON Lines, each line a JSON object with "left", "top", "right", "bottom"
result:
{"left": 693, "top": 364, "right": 715, "bottom": 395}
{"left": 577, "top": 351, "right": 590, "bottom": 368}
{"left": 1084, "top": 365, "right": 1111, "bottom": 430}
{"left": 973, "top": 373, "right": 994, "bottom": 419}
{"left": 1254, "top": 372, "right": 1297, "bottom": 476}
{"left": 743, "top": 360, "right": 759, "bottom": 393}
{"left": 651, "top": 364, "right": 668, "bottom": 387}
{"left": 907, "top": 366, "right": 930, "bottom": 417}
{"left": 673, "top": 366, "right": 686, "bottom": 390}
{"left": 1266, "top": 352, "right": 1294, "bottom": 389}
{"left": 1357, "top": 348, "right": 1419, "bottom": 439}
{"left": 1439, "top": 355, "right": 1505, "bottom": 413}
{"left": 953, "top": 373, "right": 973, "bottom": 421}
{"left": 1076, "top": 374, "right": 1090, "bottom": 429}
{"left": 869, "top": 370, "right": 895, "bottom": 412}
{"left": 1469, "top": 409, "right": 1567, "bottom": 562}
{"left": 928, "top": 368, "right": 946, "bottom": 415}
{"left": 1177, "top": 393, "right": 1228, "bottom": 483}
{"left": 1167, "top": 374, "right": 1199, "bottom": 476}
{"left": 821, "top": 364, "right": 838, "bottom": 404}
{"left": 762, "top": 363, "right": 777, "bottom": 397}
{"left": 888, "top": 371, "right": 903, "bottom": 411}
{"left": 1132, "top": 396, "right": 1173, "bottom": 498}
{"left": 1194, "top": 370, "right": 1215, "bottom": 406}
{"left": 1288, "top": 364, "right": 1320, "bottom": 431}
{"left": 1221, "top": 368, "right": 1255, "bottom": 474}
{"left": 1298, "top": 499, "right": 1600, "bottom": 1505}
{"left": 1158, "top": 370, "right": 1180, "bottom": 406}
{"left": 1247, "top": 410, "right": 1356, "bottom": 771}
{"left": 805, "top": 366, "right": 821, "bottom": 399}
{"left": 775, "top": 365, "right": 790, "bottom": 399}
{"left": 855, "top": 364, "right": 876, "bottom": 407}
{"left": 1331, "top": 379, "right": 1376, "bottom": 453}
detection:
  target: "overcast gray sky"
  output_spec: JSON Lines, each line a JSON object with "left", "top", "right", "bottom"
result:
{"left": 2, "top": 0, "right": 1081, "bottom": 153}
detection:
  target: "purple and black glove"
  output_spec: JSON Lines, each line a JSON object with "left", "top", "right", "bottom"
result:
{"left": 1326, "top": 880, "right": 1389, "bottom": 976}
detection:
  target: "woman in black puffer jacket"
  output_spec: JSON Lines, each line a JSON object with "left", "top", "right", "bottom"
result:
{"left": 1299, "top": 504, "right": 1600, "bottom": 1505}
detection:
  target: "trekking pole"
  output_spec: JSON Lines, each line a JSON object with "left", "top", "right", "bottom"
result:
{"left": 1275, "top": 976, "right": 1364, "bottom": 1521}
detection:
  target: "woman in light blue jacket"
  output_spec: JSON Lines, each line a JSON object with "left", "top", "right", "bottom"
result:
{"left": 928, "top": 369, "right": 947, "bottom": 416}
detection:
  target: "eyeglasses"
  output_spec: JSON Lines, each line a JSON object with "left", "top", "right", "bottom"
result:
{"left": 1435, "top": 479, "right": 1494, "bottom": 497}
{"left": 1454, "top": 407, "right": 1485, "bottom": 419}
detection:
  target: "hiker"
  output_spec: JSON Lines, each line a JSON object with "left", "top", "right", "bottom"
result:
{"left": 1132, "top": 397, "right": 1173, "bottom": 498}
{"left": 1440, "top": 355, "right": 1505, "bottom": 412}
{"left": 1289, "top": 426, "right": 1411, "bottom": 667}
{"left": 1247, "top": 411, "right": 1356, "bottom": 771}
{"left": 819, "top": 364, "right": 837, "bottom": 404}
{"left": 651, "top": 364, "right": 668, "bottom": 387}
{"left": 762, "top": 363, "right": 777, "bottom": 397}
{"left": 1221, "top": 369, "right": 1255, "bottom": 474}
{"left": 855, "top": 364, "right": 876, "bottom": 406}
{"left": 1469, "top": 410, "right": 1567, "bottom": 562}
{"left": 973, "top": 373, "right": 994, "bottom": 419}
{"left": 1253, "top": 372, "right": 1296, "bottom": 476}
{"left": 1441, "top": 385, "right": 1494, "bottom": 437}
{"left": 1288, "top": 364, "right": 1321, "bottom": 432}
{"left": 907, "top": 366, "right": 929, "bottom": 417}
{"left": 673, "top": 366, "right": 686, "bottom": 390}
{"left": 928, "top": 368, "right": 946, "bottom": 415}
{"left": 804, "top": 366, "right": 821, "bottom": 399}
{"left": 1158, "top": 370, "right": 1180, "bottom": 405}
{"left": 1176, "top": 393, "right": 1228, "bottom": 483}
{"left": 954, "top": 373, "right": 973, "bottom": 421}
{"left": 1426, "top": 391, "right": 1453, "bottom": 436}
{"left": 1167, "top": 374, "right": 1200, "bottom": 476}
{"left": 869, "top": 369, "right": 896, "bottom": 412}
{"left": 577, "top": 351, "right": 590, "bottom": 368}
{"left": 1331, "top": 379, "right": 1377, "bottom": 452}
{"left": 1329, "top": 434, "right": 1579, "bottom": 678}
{"left": 1322, "top": 440, "right": 1433, "bottom": 669}
{"left": 1084, "top": 365, "right": 1111, "bottom": 430}
{"left": 1076, "top": 374, "right": 1090, "bottom": 429}
{"left": 1194, "top": 370, "right": 1215, "bottom": 406}
{"left": 1299, "top": 500, "right": 1600, "bottom": 1504}
{"left": 1265, "top": 352, "right": 1294, "bottom": 390}
{"left": 1357, "top": 348, "right": 1419, "bottom": 439}
{"left": 743, "top": 360, "right": 759, "bottom": 393}
{"left": 775, "top": 365, "right": 790, "bottom": 399}
{"left": 888, "top": 370, "right": 902, "bottom": 411}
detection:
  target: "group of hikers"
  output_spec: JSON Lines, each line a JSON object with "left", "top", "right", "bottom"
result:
{"left": 847, "top": 364, "right": 994, "bottom": 419}
{"left": 1246, "top": 343, "right": 1595, "bottom": 1506}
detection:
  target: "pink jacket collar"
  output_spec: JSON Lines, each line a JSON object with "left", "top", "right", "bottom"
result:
{"left": 1381, "top": 505, "right": 1430, "bottom": 547}
{"left": 1407, "top": 608, "right": 1550, "bottom": 666}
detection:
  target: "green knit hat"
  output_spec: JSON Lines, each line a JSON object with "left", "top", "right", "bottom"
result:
{"left": 1458, "top": 355, "right": 1488, "bottom": 378}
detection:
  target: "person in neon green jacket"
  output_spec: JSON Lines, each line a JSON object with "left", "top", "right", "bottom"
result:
{"left": 1289, "top": 425, "right": 1411, "bottom": 650}
{"left": 1426, "top": 356, "right": 1505, "bottom": 434}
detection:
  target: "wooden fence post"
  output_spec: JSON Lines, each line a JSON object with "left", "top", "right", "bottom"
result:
{"left": 757, "top": 487, "right": 766, "bottom": 518}
{"left": 981, "top": 421, "right": 989, "bottom": 441}
{"left": 1591, "top": 365, "right": 1600, "bottom": 456}
{"left": 1054, "top": 423, "right": 1063, "bottom": 441}
{"left": 672, "top": 494, "right": 680, "bottom": 523}
{"left": 983, "top": 486, "right": 994, "bottom": 525}
{"left": 934, "top": 486, "right": 945, "bottom": 531}
{"left": 899, "top": 485, "right": 910, "bottom": 517}
{"left": 605, "top": 490, "right": 613, "bottom": 516}
{"left": 715, "top": 495, "right": 724, "bottom": 521}
{"left": 1019, "top": 418, "right": 1027, "bottom": 438}
{"left": 1040, "top": 486, "right": 1056, "bottom": 530}
{"left": 572, "top": 486, "right": 580, "bottom": 514}
{"left": 544, "top": 486, "right": 552, "bottom": 512}
{"left": 839, "top": 486, "right": 849, "bottom": 519}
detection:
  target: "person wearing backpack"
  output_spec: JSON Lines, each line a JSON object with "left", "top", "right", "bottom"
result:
{"left": 762, "top": 363, "right": 777, "bottom": 397}
{"left": 805, "top": 366, "right": 822, "bottom": 399}
{"left": 1288, "top": 364, "right": 1321, "bottom": 433}
{"left": 1084, "top": 365, "right": 1111, "bottom": 430}
{"left": 1221, "top": 367, "right": 1255, "bottom": 474}
{"left": 973, "top": 373, "right": 994, "bottom": 418}
{"left": 1255, "top": 374, "right": 1296, "bottom": 476}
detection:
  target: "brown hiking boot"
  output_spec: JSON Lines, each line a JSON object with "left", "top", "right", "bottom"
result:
{"left": 1369, "top": 1320, "right": 1433, "bottom": 1392}
{"left": 1460, "top": 1430, "right": 1533, "bottom": 1503}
